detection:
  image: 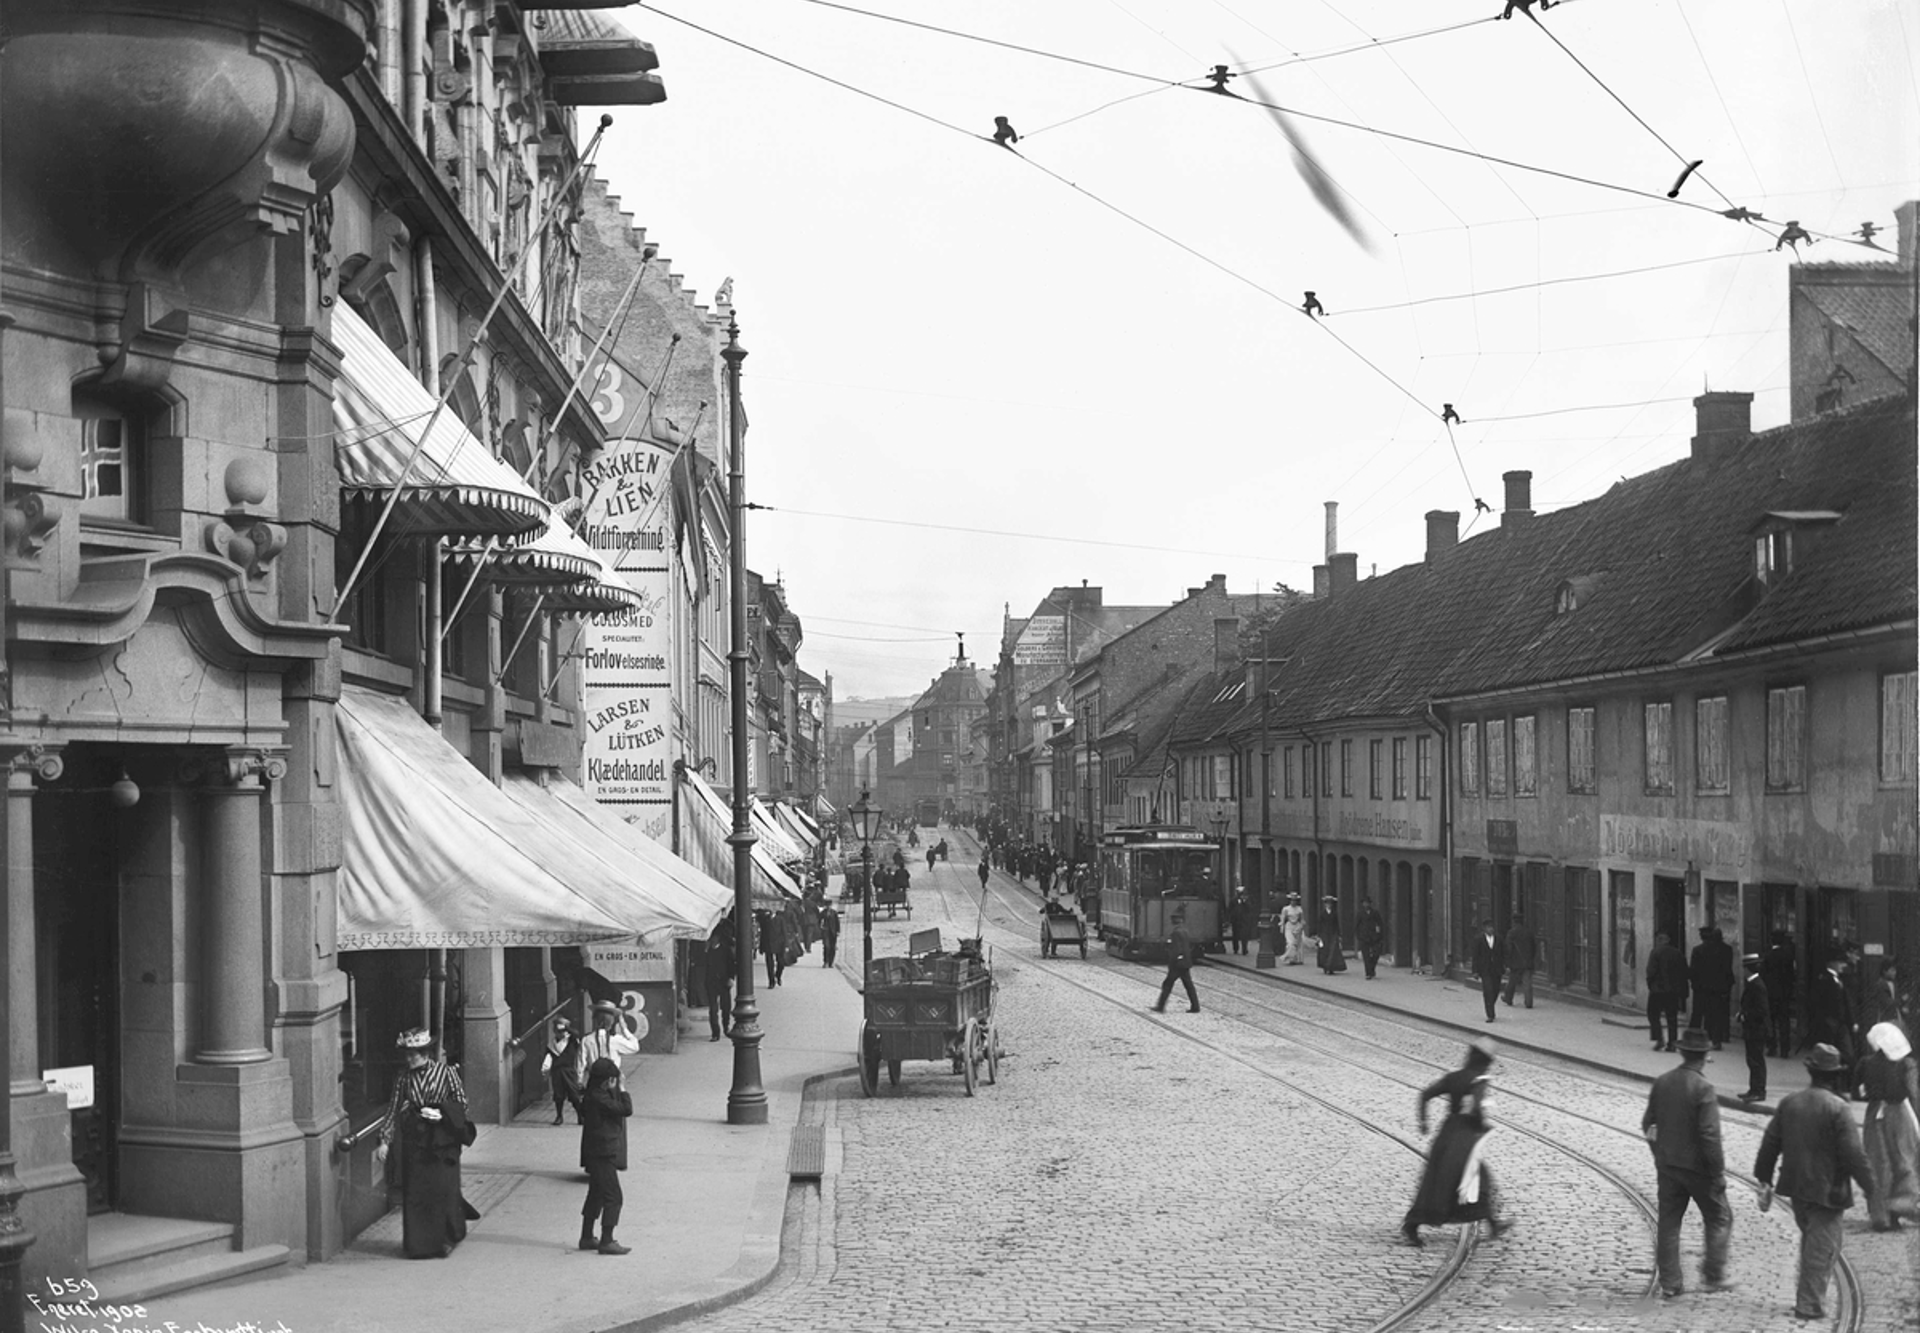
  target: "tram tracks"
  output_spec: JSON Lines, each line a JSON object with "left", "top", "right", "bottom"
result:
{"left": 943, "top": 856, "right": 1865, "bottom": 1333}
{"left": 917, "top": 866, "right": 1655, "bottom": 1331}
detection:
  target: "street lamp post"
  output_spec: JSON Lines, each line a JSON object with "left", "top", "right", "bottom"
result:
{"left": 721, "top": 317, "right": 766, "bottom": 1127}
{"left": 849, "top": 788, "right": 881, "bottom": 981}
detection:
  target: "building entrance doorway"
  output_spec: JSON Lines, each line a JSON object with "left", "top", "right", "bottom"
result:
{"left": 1654, "top": 875, "right": 1687, "bottom": 956}
{"left": 1609, "top": 870, "right": 1636, "bottom": 998}
{"left": 36, "top": 782, "right": 124, "bottom": 1215}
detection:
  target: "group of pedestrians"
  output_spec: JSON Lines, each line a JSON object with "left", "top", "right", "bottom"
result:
{"left": 1644, "top": 1021, "right": 1914, "bottom": 1320}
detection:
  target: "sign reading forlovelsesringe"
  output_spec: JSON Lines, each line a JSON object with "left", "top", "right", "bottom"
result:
{"left": 579, "top": 424, "right": 676, "bottom": 842}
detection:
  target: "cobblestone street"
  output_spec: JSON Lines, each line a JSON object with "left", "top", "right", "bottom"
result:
{"left": 681, "top": 848, "right": 1920, "bottom": 1333}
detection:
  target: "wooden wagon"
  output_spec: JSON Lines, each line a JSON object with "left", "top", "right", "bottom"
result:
{"left": 858, "top": 934, "right": 998, "bottom": 1096}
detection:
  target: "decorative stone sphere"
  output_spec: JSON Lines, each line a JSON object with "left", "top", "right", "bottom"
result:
{"left": 224, "top": 456, "right": 270, "bottom": 507}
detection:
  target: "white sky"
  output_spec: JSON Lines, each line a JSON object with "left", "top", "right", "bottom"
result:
{"left": 591, "top": 0, "right": 1920, "bottom": 699}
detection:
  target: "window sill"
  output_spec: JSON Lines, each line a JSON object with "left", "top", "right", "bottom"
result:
{"left": 78, "top": 522, "right": 175, "bottom": 557}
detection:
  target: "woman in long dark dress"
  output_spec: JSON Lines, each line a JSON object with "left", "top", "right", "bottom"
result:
{"left": 374, "top": 1027, "right": 478, "bottom": 1259}
{"left": 1317, "top": 896, "right": 1347, "bottom": 974}
{"left": 1402, "top": 1038, "right": 1510, "bottom": 1246}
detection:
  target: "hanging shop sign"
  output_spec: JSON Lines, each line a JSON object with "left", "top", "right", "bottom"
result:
{"left": 580, "top": 420, "right": 677, "bottom": 842}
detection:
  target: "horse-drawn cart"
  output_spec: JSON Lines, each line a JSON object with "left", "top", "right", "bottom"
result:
{"left": 858, "top": 930, "right": 998, "bottom": 1096}
{"left": 1040, "top": 900, "right": 1088, "bottom": 958}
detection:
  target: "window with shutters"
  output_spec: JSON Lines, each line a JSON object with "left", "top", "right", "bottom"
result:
{"left": 1766, "top": 685, "right": 1806, "bottom": 791}
{"left": 1392, "top": 737, "right": 1408, "bottom": 800}
{"left": 1486, "top": 718, "right": 1509, "bottom": 796}
{"left": 1567, "top": 705, "right": 1596, "bottom": 794}
{"left": 1460, "top": 722, "right": 1480, "bottom": 796}
{"left": 1883, "top": 672, "right": 1917, "bottom": 785}
{"left": 1415, "top": 735, "right": 1432, "bottom": 800}
{"left": 1644, "top": 701, "right": 1674, "bottom": 794}
{"left": 1513, "top": 715, "right": 1537, "bottom": 797}
{"left": 1695, "top": 696, "right": 1730, "bottom": 794}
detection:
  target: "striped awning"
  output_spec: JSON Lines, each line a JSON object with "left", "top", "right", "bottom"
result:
{"left": 330, "top": 306, "right": 548, "bottom": 540}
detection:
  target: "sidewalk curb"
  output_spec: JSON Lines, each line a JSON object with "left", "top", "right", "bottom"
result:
{"left": 595, "top": 1066, "right": 855, "bottom": 1333}
{"left": 1200, "top": 953, "right": 1781, "bottom": 1119}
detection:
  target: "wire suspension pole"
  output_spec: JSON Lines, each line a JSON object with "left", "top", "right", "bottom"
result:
{"left": 721, "top": 316, "right": 767, "bottom": 1125}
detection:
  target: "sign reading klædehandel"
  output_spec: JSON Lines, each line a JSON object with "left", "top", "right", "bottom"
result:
{"left": 579, "top": 416, "right": 676, "bottom": 842}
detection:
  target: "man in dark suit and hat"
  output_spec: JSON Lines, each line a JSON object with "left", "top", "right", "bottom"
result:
{"left": 1755, "top": 1044, "right": 1874, "bottom": 1321}
{"left": 1738, "top": 951, "right": 1771, "bottom": 1102}
{"left": 1642, "top": 1028, "right": 1732, "bottom": 1297}
{"left": 1471, "top": 919, "right": 1503, "bottom": 1022}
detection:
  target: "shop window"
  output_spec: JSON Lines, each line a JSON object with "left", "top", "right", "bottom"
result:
{"left": 1643, "top": 701, "right": 1674, "bottom": 794}
{"left": 1695, "top": 695, "right": 1730, "bottom": 794}
{"left": 1766, "top": 685, "right": 1806, "bottom": 791}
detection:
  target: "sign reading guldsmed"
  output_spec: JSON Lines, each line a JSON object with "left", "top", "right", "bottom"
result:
{"left": 579, "top": 424, "right": 677, "bottom": 842}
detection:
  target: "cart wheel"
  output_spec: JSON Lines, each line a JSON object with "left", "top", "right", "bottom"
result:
{"left": 984, "top": 1024, "right": 1000, "bottom": 1085}
{"left": 886, "top": 1059, "right": 902, "bottom": 1088}
{"left": 857, "top": 1021, "right": 878, "bottom": 1099}
{"left": 961, "top": 1020, "right": 980, "bottom": 1097}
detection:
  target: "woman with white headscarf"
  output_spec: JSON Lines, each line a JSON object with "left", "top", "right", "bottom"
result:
{"left": 1859, "top": 1020, "right": 1920, "bottom": 1231}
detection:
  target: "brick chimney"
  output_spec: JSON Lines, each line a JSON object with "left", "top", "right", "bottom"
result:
{"left": 1312, "top": 563, "right": 1329, "bottom": 599}
{"left": 1324, "top": 501, "right": 1338, "bottom": 559}
{"left": 1501, "top": 470, "right": 1533, "bottom": 529}
{"left": 1328, "top": 552, "right": 1358, "bottom": 596}
{"left": 1425, "top": 509, "right": 1459, "bottom": 562}
{"left": 1897, "top": 199, "right": 1917, "bottom": 268}
{"left": 1214, "top": 617, "right": 1240, "bottom": 678}
{"left": 1690, "top": 390, "right": 1754, "bottom": 464}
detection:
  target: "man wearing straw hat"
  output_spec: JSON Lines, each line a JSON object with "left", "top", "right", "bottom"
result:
{"left": 1754, "top": 1043, "right": 1874, "bottom": 1322}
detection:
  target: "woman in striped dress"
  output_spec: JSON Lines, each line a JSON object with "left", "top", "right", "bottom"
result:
{"left": 374, "top": 1028, "right": 478, "bottom": 1258}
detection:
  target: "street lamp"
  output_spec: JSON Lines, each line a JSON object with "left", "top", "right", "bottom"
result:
{"left": 849, "top": 787, "right": 882, "bottom": 981}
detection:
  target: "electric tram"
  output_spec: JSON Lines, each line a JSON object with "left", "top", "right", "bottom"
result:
{"left": 1096, "top": 825, "right": 1224, "bottom": 961}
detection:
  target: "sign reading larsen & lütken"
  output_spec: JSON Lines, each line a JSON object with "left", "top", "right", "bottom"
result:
{"left": 579, "top": 390, "right": 677, "bottom": 843}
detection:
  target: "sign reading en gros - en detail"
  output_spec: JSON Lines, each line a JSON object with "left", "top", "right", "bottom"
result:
{"left": 579, "top": 409, "right": 677, "bottom": 843}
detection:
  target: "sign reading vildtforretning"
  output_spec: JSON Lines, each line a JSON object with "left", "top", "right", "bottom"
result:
{"left": 579, "top": 411, "right": 676, "bottom": 843}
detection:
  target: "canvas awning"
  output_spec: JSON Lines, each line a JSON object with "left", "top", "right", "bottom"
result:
{"left": 771, "top": 802, "right": 818, "bottom": 854}
{"left": 499, "top": 774, "right": 730, "bottom": 939}
{"left": 337, "top": 685, "right": 673, "bottom": 949}
{"left": 680, "top": 771, "right": 801, "bottom": 908}
{"left": 446, "top": 512, "right": 641, "bottom": 615}
{"left": 331, "top": 306, "right": 548, "bottom": 540}
{"left": 750, "top": 797, "right": 807, "bottom": 863}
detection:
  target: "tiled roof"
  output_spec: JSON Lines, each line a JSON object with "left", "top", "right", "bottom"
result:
{"left": 1799, "top": 280, "right": 1915, "bottom": 384}
{"left": 1214, "top": 393, "right": 1913, "bottom": 733}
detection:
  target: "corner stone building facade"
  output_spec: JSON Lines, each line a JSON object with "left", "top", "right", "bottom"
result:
{"left": 0, "top": 0, "right": 676, "bottom": 1289}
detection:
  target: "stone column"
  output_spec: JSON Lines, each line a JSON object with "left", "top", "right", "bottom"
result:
{"left": 198, "top": 748, "right": 287, "bottom": 1065}
{"left": 2, "top": 744, "right": 82, "bottom": 1298}
{"left": 7, "top": 746, "right": 60, "bottom": 1094}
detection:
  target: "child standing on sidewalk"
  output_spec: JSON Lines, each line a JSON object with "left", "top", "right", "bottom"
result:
{"left": 579, "top": 1057, "right": 633, "bottom": 1255}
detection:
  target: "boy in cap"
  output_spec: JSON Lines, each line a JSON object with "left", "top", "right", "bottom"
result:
{"left": 1754, "top": 1044, "right": 1874, "bottom": 1321}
